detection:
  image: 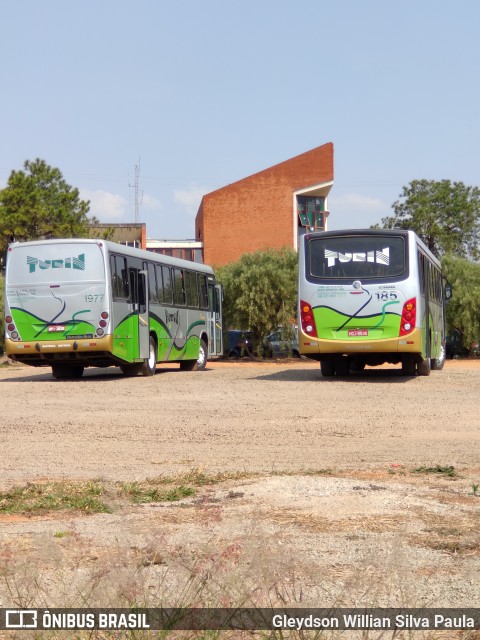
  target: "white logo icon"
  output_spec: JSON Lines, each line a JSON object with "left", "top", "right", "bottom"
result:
{"left": 5, "top": 609, "right": 38, "bottom": 629}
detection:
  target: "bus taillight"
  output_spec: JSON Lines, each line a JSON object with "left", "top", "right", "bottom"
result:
{"left": 400, "top": 298, "right": 416, "bottom": 336}
{"left": 300, "top": 300, "right": 318, "bottom": 338}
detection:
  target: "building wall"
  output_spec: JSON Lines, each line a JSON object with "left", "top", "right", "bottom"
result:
{"left": 195, "top": 142, "right": 334, "bottom": 266}
{"left": 89, "top": 223, "right": 147, "bottom": 249}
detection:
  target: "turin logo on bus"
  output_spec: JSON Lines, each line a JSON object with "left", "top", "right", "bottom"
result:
{"left": 324, "top": 247, "right": 390, "bottom": 267}
{"left": 27, "top": 254, "right": 85, "bottom": 273}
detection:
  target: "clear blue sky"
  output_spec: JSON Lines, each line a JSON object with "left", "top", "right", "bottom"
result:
{"left": 1, "top": 0, "right": 479, "bottom": 239}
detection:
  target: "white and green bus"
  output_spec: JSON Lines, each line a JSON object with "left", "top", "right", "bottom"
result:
{"left": 4, "top": 238, "right": 223, "bottom": 379}
{"left": 298, "top": 229, "right": 448, "bottom": 376}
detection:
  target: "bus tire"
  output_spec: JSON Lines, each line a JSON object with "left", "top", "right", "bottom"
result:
{"left": 417, "top": 356, "right": 431, "bottom": 376}
{"left": 401, "top": 355, "right": 416, "bottom": 376}
{"left": 196, "top": 338, "right": 208, "bottom": 371}
{"left": 431, "top": 344, "right": 446, "bottom": 370}
{"left": 320, "top": 360, "right": 335, "bottom": 377}
{"left": 141, "top": 336, "right": 157, "bottom": 376}
{"left": 180, "top": 339, "right": 208, "bottom": 372}
{"left": 52, "top": 363, "right": 84, "bottom": 380}
{"left": 195, "top": 338, "right": 208, "bottom": 371}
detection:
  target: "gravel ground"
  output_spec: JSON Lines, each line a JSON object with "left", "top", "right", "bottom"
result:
{"left": 1, "top": 358, "right": 480, "bottom": 622}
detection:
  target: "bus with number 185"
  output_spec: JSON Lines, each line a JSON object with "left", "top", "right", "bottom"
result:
{"left": 298, "top": 229, "right": 449, "bottom": 376}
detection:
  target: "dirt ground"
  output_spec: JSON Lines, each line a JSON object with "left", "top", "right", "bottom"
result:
{"left": 1, "top": 358, "right": 480, "bottom": 626}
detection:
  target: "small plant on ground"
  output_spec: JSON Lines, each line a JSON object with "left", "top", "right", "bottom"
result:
{"left": 412, "top": 464, "right": 457, "bottom": 478}
{"left": 118, "top": 482, "right": 195, "bottom": 504}
{"left": 0, "top": 480, "right": 111, "bottom": 514}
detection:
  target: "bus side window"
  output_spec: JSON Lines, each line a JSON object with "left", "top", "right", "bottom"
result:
{"left": 162, "top": 266, "right": 173, "bottom": 304}
{"left": 111, "top": 255, "right": 129, "bottom": 299}
{"left": 145, "top": 262, "right": 157, "bottom": 303}
{"left": 156, "top": 265, "right": 165, "bottom": 303}
{"left": 198, "top": 274, "right": 208, "bottom": 309}
{"left": 185, "top": 271, "right": 199, "bottom": 307}
{"left": 174, "top": 268, "right": 186, "bottom": 306}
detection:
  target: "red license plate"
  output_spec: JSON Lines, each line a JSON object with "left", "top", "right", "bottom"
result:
{"left": 348, "top": 329, "right": 368, "bottom": 337}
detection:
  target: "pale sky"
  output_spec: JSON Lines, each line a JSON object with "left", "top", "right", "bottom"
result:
{"left": 1, "top": 0, "right": 479, "bottom": 239}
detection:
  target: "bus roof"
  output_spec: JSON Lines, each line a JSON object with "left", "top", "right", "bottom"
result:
{"left": 7, "top": 238, "right": 216, "bottom": 275}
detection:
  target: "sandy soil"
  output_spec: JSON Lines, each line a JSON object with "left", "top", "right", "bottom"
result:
{"left": 1, "top": 358, "right": 480, "bottom": 624}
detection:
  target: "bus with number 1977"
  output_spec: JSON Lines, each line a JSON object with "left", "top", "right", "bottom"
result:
{"left": 4, "top": 238, "right": 223, "bottom": 379}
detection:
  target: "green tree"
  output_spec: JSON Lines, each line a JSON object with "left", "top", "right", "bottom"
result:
{"left": 378, "top": 179, "right": 480, "bottom": 259}
{"left": 442, "top": 254, "right": 480, "bottom": 349}
{"left": 216, "top": 248, "right": 298, "bottom": 347}
{"left": 0, "top": 158, "right": 96, "bottom": 256}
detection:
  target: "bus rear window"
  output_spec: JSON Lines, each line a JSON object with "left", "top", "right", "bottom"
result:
{"left": 309, "top": 236, "right": 406, "bottom": 279}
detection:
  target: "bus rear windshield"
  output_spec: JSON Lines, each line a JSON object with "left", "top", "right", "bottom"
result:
{"left": 308, "top": 235, "right": 406, "bottom": 280}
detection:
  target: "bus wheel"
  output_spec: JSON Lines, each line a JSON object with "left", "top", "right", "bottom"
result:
{"left": 52, "top": 364, "right": 84, "bottom": 380}
{"left": 431, "top": 344, "right": 446, "bottom": 370}
{"left": 320, "top": 360, "right": 335, "bottom": 377}
{"left": 142, "top": 337, "right": 157, "bottom": 376}
{"left": 401, "top": 355, "right": 416, "bottom": 376}
{"left": 417, "top": 356, "right": 431, "bottom": 376}
{"left": 196, "top": 339, "right": 208, "bottom": 371}
{"left": 180, "top": 339, "right": 208, "bottom": 372}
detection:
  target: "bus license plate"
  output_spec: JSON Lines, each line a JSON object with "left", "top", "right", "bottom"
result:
{"left": 348, "top": 329, "right": 368, "bottom": 337}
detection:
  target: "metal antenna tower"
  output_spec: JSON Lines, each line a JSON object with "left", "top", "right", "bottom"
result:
{"left": 129, "top": 158, "right": 143, "bottom": 223}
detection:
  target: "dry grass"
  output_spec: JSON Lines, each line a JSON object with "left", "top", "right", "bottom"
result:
{"left": 1, "top": 469, "right": 480, "bottom": 639}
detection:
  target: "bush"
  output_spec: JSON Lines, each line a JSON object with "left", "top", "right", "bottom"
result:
{"left": 216, "top": 248, "right": 298, "bottom": 349}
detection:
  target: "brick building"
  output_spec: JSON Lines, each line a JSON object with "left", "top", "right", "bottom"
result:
{"left": 195, "top": 142, "right": 334, "bottom": 266}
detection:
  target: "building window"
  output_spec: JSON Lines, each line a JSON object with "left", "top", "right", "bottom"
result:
{"left": 297, "top": 196, "right": 325, "bottom": 231}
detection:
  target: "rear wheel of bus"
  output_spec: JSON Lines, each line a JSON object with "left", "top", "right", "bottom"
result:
{"left": 417, "top": 355, "right": 431, "bottom": 376}
{"left": 320, "top": 359, "right": 336, "bottom": 377}
{"left": 401, "top": 355, "right": 416, "bottom": 376}
{"left": 180, "top": 338, "right": 208, "bottom": 371}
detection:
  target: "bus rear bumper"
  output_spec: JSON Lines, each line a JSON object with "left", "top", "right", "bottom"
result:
{"left": 299, "top": 328, "right": 423, "bottom": 356}
{"left": 5, "top": 335, "right": 116, "bottom": 367}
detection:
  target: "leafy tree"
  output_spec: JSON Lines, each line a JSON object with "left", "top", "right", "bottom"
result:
{"left": 378, "top": 179, "right": 480, "bottom": 259}
{"left": 442, "top": 254, "right": 480, "bottom": 349}
{"left": 216, "top": 248, "right": 298, "bottom": 347}
{"left": 0, "top": 159, "right": 96, "bottom": 256}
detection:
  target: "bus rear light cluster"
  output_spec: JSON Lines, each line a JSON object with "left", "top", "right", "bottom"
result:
{"left": 5, "top": 315, "right": 18, "bottom": 338}
{"left": 96, "top": 311, "right": 109, "bottom": 336}
{"left": 399, "top": 298, "right": 416, "bottom": 336}
{"left": 300, "top": 300, "right": 318, "bottom": 338}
